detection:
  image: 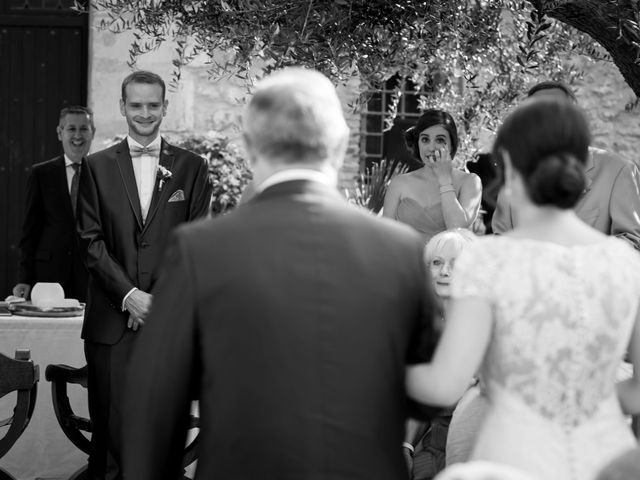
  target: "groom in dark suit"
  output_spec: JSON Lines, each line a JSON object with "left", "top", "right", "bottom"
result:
{"left": 13, "top": 106, "right": 94, "bottom": 302}
{"left": 77, "top": 70, "right": 212, "bottom": 480}
{"left": 122, "top": 67, "right": 439, "bottom": 480}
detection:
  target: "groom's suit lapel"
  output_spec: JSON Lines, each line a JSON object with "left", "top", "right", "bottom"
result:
{"left": 583, "top": 149, "right": 595, "bottom": 194}
{"left": 114, "top": 139, "right": 143, "bottom": 230}
{"left": 142, "top": 139, "right": 175, "bottom": 233}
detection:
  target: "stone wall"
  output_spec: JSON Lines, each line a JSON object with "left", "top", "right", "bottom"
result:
{"left": 88, "top": 10, "right": 362, "bottom": 190}
{"left": 573, "top": 57, "right": 640, "bottom": 165}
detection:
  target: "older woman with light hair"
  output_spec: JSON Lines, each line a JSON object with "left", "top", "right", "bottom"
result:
{"left": 406, "top": 228, "right": 480, "bottom": 480}
{"left": 423, "top": 231, "right": 491, "bottom": 468}
{"left": 424, "top": 228, "right": 477, "bottom": 303}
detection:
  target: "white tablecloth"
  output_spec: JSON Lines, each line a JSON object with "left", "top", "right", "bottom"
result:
{"left": 0, "top": 314, "right": 87, "bottom": 480}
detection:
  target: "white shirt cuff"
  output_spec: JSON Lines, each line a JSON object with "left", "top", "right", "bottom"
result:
{"left": 122, "top": 287, "right": 138, "bottom": 311}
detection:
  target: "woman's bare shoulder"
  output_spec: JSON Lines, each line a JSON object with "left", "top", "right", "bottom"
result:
{"left": 452, "top": 168, "right": 481, "bottom": 186}
{"left": 392, "top": 169, "right": 426, "bottom": 185}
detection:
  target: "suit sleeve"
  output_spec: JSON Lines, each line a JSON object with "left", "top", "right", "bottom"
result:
{"left": 76, "top": 159, "right": 137, "bottom": 303}
{"left": 122, "top": 230, "right": 198, "bottom": 480}
{"left": 609, "top": 162, "right": 640, "bottom": 250}
{"left": 17, "top": 167, "right": 43, "bottom": 284}
{"left": 490, "top": 188, "right": 513, "bottom": 234}
{"left": 188, "top": 155, "right": 213, "bottom": 220}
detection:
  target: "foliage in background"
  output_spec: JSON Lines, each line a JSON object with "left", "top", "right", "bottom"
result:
{"left": 176, "top": 133, "right": 253, "bottom": 216}
{"left": 344, "top": 159, "right": 409, "bottom": 213}
{"left": 87, "top": 1, "right": 640, "bottom": 174}
{"left": 108, "top": 133, "right": 252, "bottom": 216}
{"left": 403, "top": 5, "right": 589, "bottom": 166}
{"left": 83, "top": 1, "right": 640, "bottom": 91}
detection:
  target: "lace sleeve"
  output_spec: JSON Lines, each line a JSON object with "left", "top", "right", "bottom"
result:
{"left": 450, "top": 238, "right": 496, "bottom": 301}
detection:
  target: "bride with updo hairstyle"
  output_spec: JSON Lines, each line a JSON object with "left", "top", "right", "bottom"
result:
{"left": 405, "top": 97, "right": 640, "bottom": 480}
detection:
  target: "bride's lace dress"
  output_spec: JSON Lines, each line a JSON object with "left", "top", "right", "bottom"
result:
{"left": 451, "top": 236, "right": 640, "bottom": 480}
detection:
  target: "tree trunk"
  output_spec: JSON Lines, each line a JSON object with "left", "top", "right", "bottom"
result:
{"left": 540, "top": 0, "right": 640, "bottom": 97}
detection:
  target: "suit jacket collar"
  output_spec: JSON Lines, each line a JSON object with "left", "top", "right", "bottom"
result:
{"left": 255, "top": 168, "right": 336, "bottom": 194}
{"left": 143, "top": 139, "right": 175, "bottom": 231}
{"left": 115, "top": 139, "right": 144, "bottom": 229}
{"left": 126, "top": 134, "right": 162, "bottom": 152}
{"left": 252, "top": 178, "right": 343, "bottom": 204}
{"left": 54, "top": 155, "right": 75, "bottom": 219}
{"left": 583, "top": 147, "right": 597, "bottom": 194}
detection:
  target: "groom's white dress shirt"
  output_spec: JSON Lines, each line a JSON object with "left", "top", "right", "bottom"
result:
{"left": 127, "top": 135, "right": 161, "bottom": 223}
{"left": 122, "top": 134, "right": 161, "bottom": 310}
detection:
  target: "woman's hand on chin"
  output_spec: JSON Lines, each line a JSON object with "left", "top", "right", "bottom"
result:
{"left": 431, "top": 148, "right": 453, "bottom": 184}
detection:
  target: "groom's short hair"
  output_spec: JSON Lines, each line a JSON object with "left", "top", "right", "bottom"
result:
{"left": 243, "top": 67, "right": 349, "bottom": 165}
{"left": 121, "top": 70, "right": 166, "bottom": 102}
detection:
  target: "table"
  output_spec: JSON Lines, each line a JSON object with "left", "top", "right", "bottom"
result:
{"left": 0, "top": 314, "right": 87, "bottom": 480}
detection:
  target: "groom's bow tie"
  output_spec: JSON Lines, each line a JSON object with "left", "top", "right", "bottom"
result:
{"left": 130, "top": 144, "right": 161, "bottom": 158}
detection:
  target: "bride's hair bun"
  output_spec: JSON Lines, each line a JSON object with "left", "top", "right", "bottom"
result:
{"left": 526, "top": 154, "right": 585, "bottom": 208}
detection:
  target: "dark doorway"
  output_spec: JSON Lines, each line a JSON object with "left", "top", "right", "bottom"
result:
{"left": 0, "top": 1, "right": 88, "bottom": 296}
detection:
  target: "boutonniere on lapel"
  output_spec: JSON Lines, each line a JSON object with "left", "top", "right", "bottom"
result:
{"left": 157, "top": 165, "right": 172, "bottom": 192}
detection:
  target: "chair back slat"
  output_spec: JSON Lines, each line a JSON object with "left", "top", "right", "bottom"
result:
{"left": 0, "top": 351, "right": 38, "bottom": 398}
{"left": 0, "top": 349, "right": 39, "bottom": 462}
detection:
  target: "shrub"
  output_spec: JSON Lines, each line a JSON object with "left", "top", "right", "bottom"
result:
{"left": 174, "top": 133, "right": 252, "bottom": 216}
{"left": 106, "top": 132, "right": 252, "bottom": 216}
{"left": 344, "top": 158, "right": 408, "bottom": 214}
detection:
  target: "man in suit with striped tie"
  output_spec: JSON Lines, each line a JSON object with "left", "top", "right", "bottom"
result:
{"left": 77, "top": 70, "right": 212, "bottom": 480}
{"left": 13, "top": 105, "right": 94, "bottom": 302}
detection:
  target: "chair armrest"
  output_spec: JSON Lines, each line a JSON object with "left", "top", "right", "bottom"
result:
{"left": 45, "top": 364, "right": 88, "bottom": 388}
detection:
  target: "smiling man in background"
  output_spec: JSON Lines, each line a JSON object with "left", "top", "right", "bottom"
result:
{"left": 77, "top": 70, "right": 212, "bottom": 480}
{"left": 13, "top": 105, "right": 94, "bottom": 302}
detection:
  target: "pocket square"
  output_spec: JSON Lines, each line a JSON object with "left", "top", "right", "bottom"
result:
{"left": 168, "top": 189, "right": 185, "bottom": 202}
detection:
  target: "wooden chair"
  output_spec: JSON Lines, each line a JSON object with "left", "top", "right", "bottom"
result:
{"left": 0, "top": 350, "right": 39, "bottom": 480}
{"left": 45, "top": 363, "right": 199, "bottom": 480}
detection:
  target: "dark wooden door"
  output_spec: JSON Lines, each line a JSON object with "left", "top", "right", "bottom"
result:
{"left": 0, "top": 2, "right": 87, "bottom": 296}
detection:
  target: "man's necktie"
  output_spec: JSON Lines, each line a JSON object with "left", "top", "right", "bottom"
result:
{"left": 70, "top": 162, "right": 80, "bottom": 217}
{"left": 130, "top": 145, "right": 161, "bottom": 158}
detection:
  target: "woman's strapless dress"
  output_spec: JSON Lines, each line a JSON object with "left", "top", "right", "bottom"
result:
{"left": 395, "top": 197, "right": 446, "bottom": 243}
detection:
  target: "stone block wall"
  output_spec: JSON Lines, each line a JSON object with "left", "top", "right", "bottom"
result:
{"left": 573, "top": 57, "right": 640, "bottom": 165}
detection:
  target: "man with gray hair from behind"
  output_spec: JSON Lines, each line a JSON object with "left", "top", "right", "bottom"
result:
{"left": 121, "top": 67, "right": 440, "bottom": 480}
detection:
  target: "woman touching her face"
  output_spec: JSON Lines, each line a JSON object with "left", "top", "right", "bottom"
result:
{"left": 383, "top": 110, "right": 482, "bottom": 244}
